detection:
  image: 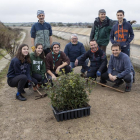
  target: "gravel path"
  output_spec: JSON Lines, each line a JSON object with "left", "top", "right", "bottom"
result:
{"left": 0, "top": 27, "right": 140, "bottom": 140}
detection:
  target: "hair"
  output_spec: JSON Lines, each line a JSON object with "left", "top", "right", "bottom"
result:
{"left": 89, "top": 39, "right": 98, "bottom": 44}
{"left": 111, "top": 43, "right": 121, "bottom": 50}
{"left": 15, "top": 44, "right": 31, "bottom": 63}
{"left": 71, "top": 34, "right": 78, "bottom": 39}
{"left": 34, "top": 43, "right": 45, "bottom": 61}
{"left": 117, "top": 10, "right": 124, "bottom": 15}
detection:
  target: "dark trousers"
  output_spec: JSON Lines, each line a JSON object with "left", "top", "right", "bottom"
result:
{"left": 47, "top": 65, "right": 71, "bottom": 80}
{"left": 101, "top": 70, "right": 133, "bottom": 85}
{"left": 32, "top": 73, "right": 48, "bottom": 86}
{"left": 99, "top": 46, "right": 107, "bottom": 54}
{"left": 44, "top": 48, "right": 51, "bottom": 56}
{"left": 121, "top": 46, "right": 130, "bottom": 56}
{"left": 87, "top": 66, "right": 107, "bottom": 78}
{"left": 7, "top": 75, "right": 28, "bottom": 93}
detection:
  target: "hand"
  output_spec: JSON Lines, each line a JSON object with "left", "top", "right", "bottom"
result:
{"left": 123, "top": 45, "right": 127, "bottom": 47}
{"left": 75, "top": 59, "right": 78, "bottom": 66}
{"left": 55, "top": 67, "right": 60, "bottom": 74}
{"left": 96, "top": 71, "right": 101, "bottom": 77}
{"left": 52, "top": 75, "right": 57, "bottom": 80}
{"left": 112, "top": 75, "right": 117, "bottom": 81}
{"left": 31, "top": 46, "right": 35, "bottom": 52}
{"left": 109, "top": 74, "right": 114, "bottom": 81}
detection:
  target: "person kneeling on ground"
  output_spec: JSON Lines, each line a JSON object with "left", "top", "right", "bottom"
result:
{"left": 7, "top": 44, "right": 32, "bottom": 101}
{"left": 64, "top": 34, "right": 89, "bottom": 77}
{"left": 45, "top": 42, "right": 71, "bottom": 81}
{"left": 100, "top": 43, "right": 134, "bottom": 92}
{"left": 30, "top": 44, "right": 48, "bottom": 91}
{"left": 75, "top": 39, "right": 107, "bottom": 79}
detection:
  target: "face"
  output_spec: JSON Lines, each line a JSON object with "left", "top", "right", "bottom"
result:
{"left": 99, "top": 13, "right": 106, "bottom": 21}
{"left": 53, "top": 45, "right": 60, "bottom": 54}
{"left": 37, "top": 14, "right": 45, "bottom": 23}
{"left": 112, "top": 46, "right": 121, "bottom": 57}
{"left": 22, "top": 46, "right": 29, "bottom": 56}
{"left": 90, "top": 41, "right": 98, "bottom": 51}
{"left": 71, "top": 36, "right": 78, "bottom": 44}
{"left": 117, "top": 12, "right": 124, "bottom": 22}
{"left": 36, "top": 45, "right": 43, "bottom": 55}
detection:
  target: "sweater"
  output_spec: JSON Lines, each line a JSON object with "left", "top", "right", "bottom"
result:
{"left": 79, "top": 47, "right": 107, "bottom": 72}
{"left": 7, "top": 57, "right": 31, "bottom": 80}
{"left": 30, "top": 52, "right": 46, "bottom": 79}
{"left": 45, "top": 51, "right": 70, "bottom": 72}
{"left": 30, "top": 21, "right": 52, "bottom": 49}
{"left": 108, "top": 52, "right": 134, "bottom": 78}
{"left": 110, "top": 19, "right": 134, "bottom": 47}
{"left": 64, "top": 42, "right": 86, "bottom": 62}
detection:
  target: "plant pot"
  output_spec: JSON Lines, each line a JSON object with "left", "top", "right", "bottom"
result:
{"left": 51, "top": 104, "right": 91, "bottom": 122}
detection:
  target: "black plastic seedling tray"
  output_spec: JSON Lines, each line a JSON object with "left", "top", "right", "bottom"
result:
{"left": 52, "top": 105, "right": 91, "bottom": 122}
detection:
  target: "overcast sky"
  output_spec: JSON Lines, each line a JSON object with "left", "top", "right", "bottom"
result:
{"left": 0, "top": 0, "right": 140, "bottom": 23}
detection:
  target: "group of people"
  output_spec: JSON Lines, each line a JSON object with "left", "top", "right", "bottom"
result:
{"left": 7, "top": 9, "right": 135, "bottom": 101}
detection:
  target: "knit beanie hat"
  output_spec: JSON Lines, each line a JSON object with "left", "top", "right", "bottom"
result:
{"left": 37, "top": 10, "right": 44, "bottom": 16}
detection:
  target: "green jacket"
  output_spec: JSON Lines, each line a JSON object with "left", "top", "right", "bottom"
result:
{"left": 30, "top": 52, "right": 46, "bottom": 79}
{"left": 90, "top": 16, "right": 116, "bottom": 46}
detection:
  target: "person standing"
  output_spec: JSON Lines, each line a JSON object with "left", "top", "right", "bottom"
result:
{"left": 30, "top": 10, "right": 52, "bottom": 56}
{"left": 110, "top": 10, "right": 134, "bottom": 56}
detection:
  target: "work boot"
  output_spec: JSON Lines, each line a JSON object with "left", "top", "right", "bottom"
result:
{"left": 112, "top": 80, "right": 124, "bottom": 88}
{"left": 16, "top": 94, "right": 27, "bottom": 101}
{"left": 125, "top": 86, "right": 131, "bottom": 92}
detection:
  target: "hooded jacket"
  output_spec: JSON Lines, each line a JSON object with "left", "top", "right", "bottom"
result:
{"left": 30, "top": 52, "right": 46, "bottom": 79}
{"left": 90, "top": 16, "right": 116, "bottom": 46}
{"left": 110, "top": 18, "right": 134, "bottom": 47}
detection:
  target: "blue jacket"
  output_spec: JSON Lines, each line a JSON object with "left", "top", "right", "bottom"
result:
{"left": 64, "top": 42, "right": 86, "bottom": 62}
{"left": 7, "top": 57, "right": 32, "bottom": 80}
{"left": 79, "top": 47, "right": 107, "bottom": 72}
{"left": 30, "top": 21, "right": 52, "bottom": 49}
{"left": 108, "top": 52, "right": 134, "bottom": 78}
{"left": 110, "top": 19, "right": 134, "bottom": 47}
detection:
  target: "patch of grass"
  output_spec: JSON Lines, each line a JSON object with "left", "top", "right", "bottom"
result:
{"left": 0, "top": 49, "right": 8, "bottom": 60}
{"left": 0, "top": 62, "right": 10, "bottom": 82}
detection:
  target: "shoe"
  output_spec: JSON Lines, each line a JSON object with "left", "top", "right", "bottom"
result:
{"left": 16, "top": 94, "right": 27, "bottom": 101}
{"left": 125, "top": 86, "right": 131, "bottom": 92}
{"left": 21, "top": 89, "right": 26, "bottom": 94}
{"left": 100, "top": 79, "right": 107, "bottom": 87}
{"left": 80, "top": 73, "right": 86, "bottom": 78}
{"left": 112, "top": 80, "right": 124, "bottom": 88}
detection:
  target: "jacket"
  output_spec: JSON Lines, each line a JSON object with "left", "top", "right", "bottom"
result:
{"left": 110, "top": 18, "right": 134, "bottom": 47}
{"left": 30, "top": 21, "right": 52, "bottom": 49}
{"left": 79, "top": 47, "right": 107, "bottom": 72}
{"left": 7, "top": 57, "right": 31, "bottom": 80}
{"left": 30, "top": 52, "right": 46, "bottom": 79}
{"left": 64, "top": 42, "right": 86, "bottom": 62}
{"left": 108, "top": 52, "right": 134, "bottom": 78}
{"left": 90, "top": 16, "right": 116, "bottom": 46}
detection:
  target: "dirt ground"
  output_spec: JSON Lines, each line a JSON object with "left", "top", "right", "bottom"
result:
{"left": 0, "top": 27, "right": 140, "bottom": 140}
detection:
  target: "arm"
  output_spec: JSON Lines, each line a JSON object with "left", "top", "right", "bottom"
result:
{"left": 49, "top": 24, "right": 52, "bottom": 46}
{"left": 80, "top": 43, "right": 86, "bottom": 55}
{"left": 98, "top": 51, "right": 107, "bottom": 73}
{"left": 110, "top": 26, "right": 116, "bottom": 44}
{"left": 107, "top": 55, "right": 113, "bottom": 75}
{"left": 26, "top": 64, "right": 32, "bottom": 81}
{"left": 90, "top": 23, "right": 95, "bottom": 41}
{"left": 126, "top": 25, "right": 134, "bottom": 45}
{"left": 117, "top": 57, "right": 131, "bottom": 78}
{"left": 47, "top": 70, "right": 57, "bottom": 80}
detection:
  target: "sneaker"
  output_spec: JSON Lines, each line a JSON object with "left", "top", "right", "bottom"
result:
{"left": 16, "top": 94, "right": 27, "bottom": 101}
{"left": 100, "top": 79, "right": 107, "bottom": 87}
{"left": 112, "top": 80, "right": 124, "bottom": 88}
{"left": 125, "top": 86, "right": 131, "bottom": 92}
{"left": 80, "top": 73, "right": 86, "bottom": 78}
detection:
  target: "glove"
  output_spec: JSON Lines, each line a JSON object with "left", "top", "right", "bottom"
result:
{"left": 96, "top": 71, "right": 101, "bottom": 77}
{"left": 31, "top": 46, "right": 36, "bottom": 52}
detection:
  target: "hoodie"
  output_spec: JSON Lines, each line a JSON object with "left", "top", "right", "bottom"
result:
{"left": 110, "top": 18, "right": 134, "bottom": 47}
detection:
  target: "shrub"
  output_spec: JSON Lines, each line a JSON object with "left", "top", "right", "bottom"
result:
{"left": 47, "top": 72, "right": 94, "bottom": 111}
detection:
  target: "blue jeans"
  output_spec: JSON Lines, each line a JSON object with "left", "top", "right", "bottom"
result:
{"left": 70, "top": 58, "right": 89, "bottom": 73}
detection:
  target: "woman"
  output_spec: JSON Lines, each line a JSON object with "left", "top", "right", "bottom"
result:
{"left": 30, "top": 44, "right": 47, "bottom": 91}
{"left": 7, "top": 44, "right": 32, "bottom": 101}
